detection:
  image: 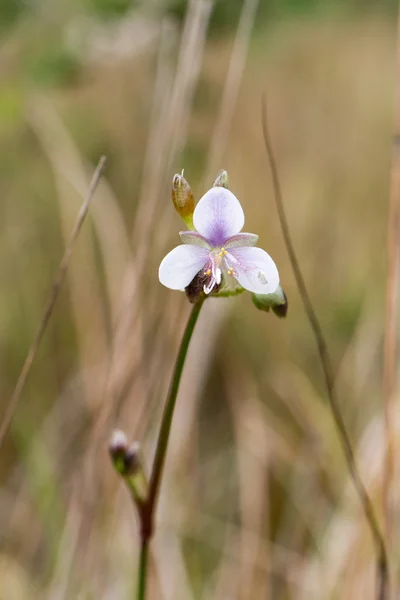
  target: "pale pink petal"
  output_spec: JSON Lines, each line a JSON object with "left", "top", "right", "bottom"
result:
{"left": 227, "top": 247, "right": 279, "bottom": 294}
{"left": 179, "top": 231, "right": 211, "bottom": 248}
{"left": 159, "top": 245, "right": 209, "bottom": 290}
{"left": 193, "top": 187, "right": 244, "bottom": 246}
{"left": 225, "top": 232, "right": 258, "bottom": 248}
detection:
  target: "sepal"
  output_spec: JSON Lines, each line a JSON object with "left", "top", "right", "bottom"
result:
{"left": 252, "top": 285, "right": 288, "bottom": 318}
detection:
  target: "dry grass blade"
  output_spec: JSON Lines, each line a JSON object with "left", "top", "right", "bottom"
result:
{"left": 261, "top": 98, "right": 388, "bottom": 600}
{"left": 204, "top": 0, "right": 260, "bottom": 183}
{"left": 383, "top": 5, "right": 400, "bottom": 581}
{"left": 0, "top": 155, "right": 107, "bottom": 448}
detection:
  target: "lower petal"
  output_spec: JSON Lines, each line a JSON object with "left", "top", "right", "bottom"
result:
{"left": 227, "top": 247, "right": 279, "bottom": 294}
{"left": 159, "top": 245, "right": 209, "bottom": 290}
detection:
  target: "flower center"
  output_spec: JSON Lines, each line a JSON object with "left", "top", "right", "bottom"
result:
{"left": 202, "top": 247, "right": 227, "bottom": 277}
{"left": 214, "top": 247, "right": 227, "bottom": 268}
{"left": 200, "top": 247, "right": 242, "bottom": 295}
{"left": 217, "top": 247, "right": 238, "bottom": 277}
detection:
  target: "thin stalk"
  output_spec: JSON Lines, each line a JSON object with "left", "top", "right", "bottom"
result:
{"left": 137, "top": 538, "right": 149, "bottom": 600}
{"left": 0, "top": 156, "right": 106, "bottom": 448}
{"left": 110, "top": 299, "right": 205, "bottom": 599}
{"left": 131, "top": 298, "right": 204, "bottom": 600}
{"left": 145, "top": 298, "right": 205, "bottom": 531}
{"left": 261, "top": 98, "right": 388, "bottom": 600}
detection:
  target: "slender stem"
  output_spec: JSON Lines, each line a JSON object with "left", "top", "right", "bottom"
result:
{"left": 135, "top": 298, "right": 204, "bottom": 599}
{"left": 0, "top": 156, "right": 106, "bottom": 449}
{"left": 111, "top": 299, "right": 205, "bottom": 600}
{"left": 137, "top": 538, "right": 149, "bottom": 600}
{"left": 146, "top": 298, "right": 205, "bottom": 526}
{"left": 261, "top": 98, "right": 388, "bottom": 600}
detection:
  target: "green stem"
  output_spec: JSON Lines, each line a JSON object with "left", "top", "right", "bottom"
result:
{"left": 137, "top": 538, "right": 149, "bottom": 600}
{"left": 113, "top": 299, "right": 205, "bottom": 600}
{"left": 146, "top": 298, "right": 205, "bottom": 530}
{"left": 131, "top": 298, "right": 204, "bottom": 600}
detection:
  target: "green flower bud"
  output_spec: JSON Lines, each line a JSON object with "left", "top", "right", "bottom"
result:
{"left": 109, "top": 430, "right": 149, "bottom": 506}
{"left": 109, "top": 429, "right": 129, "bottom": 474}
{"left": 252, "top": 285, "right": 288, "bottom": 318}
{"left": 172, "top": 170, "right": 195, "bottom": 229}
{"left": 212, "top": 169, "right": 229, "bottom": 188}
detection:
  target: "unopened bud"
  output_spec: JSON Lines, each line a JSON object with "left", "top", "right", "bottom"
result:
{"left": 252, "top": 285, "right": 288, "bottom": 318}
{"left": 212, "top": 169, "right": 229, "bottom": 188}
{"left": 109, "top": 431, "right": 149, "bottom": 506}
{"left": 172, "top": 170, "right": 195, "bottom": 229}
{"left": 109, "top": 429, "right": 129, "bottom": 473}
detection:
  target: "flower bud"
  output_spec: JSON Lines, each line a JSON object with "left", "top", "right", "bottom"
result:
{"left": 109, "top": 430, "right": 149, "bottom": 506}
{"left": 252, "top": 285, "right": 288, "bottom": 318}
{"left": 212, "top": 169, "right": 229, "bottom": 188}
{"left": 172, "top": 171, "right": 195, "bottom": 229}
{"left": 109, "top": 429, "right": 129, "bottom": 473}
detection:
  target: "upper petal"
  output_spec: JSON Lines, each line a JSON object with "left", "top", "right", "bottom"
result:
{"left": 193, "top": 187, "right": 245, "bottom": 246}
{"left": 159, "top": 245, "right": 209, "bottom": 290}
{"left": 227, "top": 247, "right": 279, "bottom": 294}
{"left": 179, "top": 231, "right": 211, "bottom": 248}
{"left": 225, "top": 232, "right": 258, "bottom": 248}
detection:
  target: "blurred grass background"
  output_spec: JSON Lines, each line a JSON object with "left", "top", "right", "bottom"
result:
{"left": 0, "top": 0, "right": 397, "bottom": 598}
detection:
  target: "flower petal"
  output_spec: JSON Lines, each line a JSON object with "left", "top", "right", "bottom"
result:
{"left": 225, "top": 232, "right": 258, "bottom": 248}
{"left": 159, "top": 245, "right": 209, "bottom": 290}
{"left": 193, "top": 187, "right": 245, "bottom": 246}
{"left": 227, "top": 247, "right": 279, "bottom": 294}
{"left": 179, "top": 231, "right": 211, "bottom": 248}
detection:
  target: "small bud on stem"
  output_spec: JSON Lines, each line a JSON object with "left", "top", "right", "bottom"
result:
{"left": 172, "top": 171, "right": 195, "bottom": 229}
{"left": 109, "top": 430, "right": 149, "bottom": 507}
